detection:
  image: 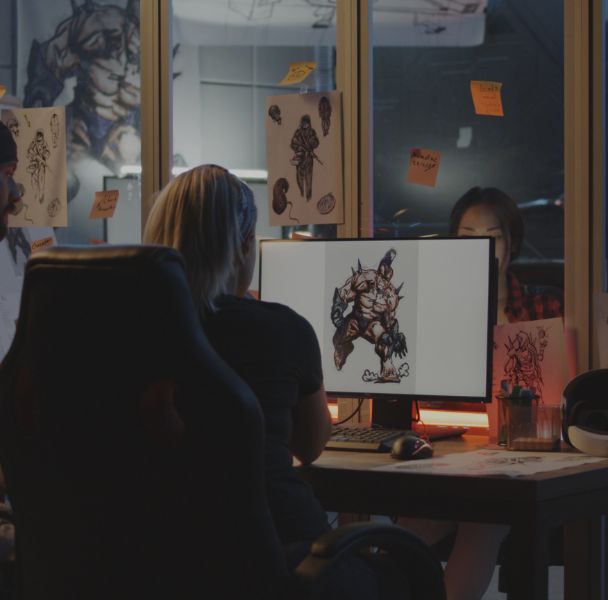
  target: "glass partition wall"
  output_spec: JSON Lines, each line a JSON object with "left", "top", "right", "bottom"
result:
{"left": 0, "top": 0, "right": 601, "bottom": 380}
{"left": 171, "top": 0, "right": 339, "bottom": 284}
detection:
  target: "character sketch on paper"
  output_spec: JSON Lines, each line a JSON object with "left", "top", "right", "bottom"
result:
{"left": 26, "top": 130, "right": 51, "bottom": 205}
{"left": 318, "top": 96, "right": 331, "bottom": 136}
{"left": 290, "top": 114, "right": 320, "bottom": 200}
{"left": 503, "top": 327, "right": 549, "bottom": 399}
{"left": 272, "top": 177, "right": 298, "bottom": 222}
{"left": 24, "top": 0, "right": 141, "bottom": 179}
{"left": 268, "top": 104, "right": 282, "bottom": 125}
{"left": 50, "top": 113, "right": 60, "bottom": 148}
{"left": 331, "top": 249, "right": 408, "bottom": 383}
{"left": 317, "top": 192, "right": 335, "bottom": 215}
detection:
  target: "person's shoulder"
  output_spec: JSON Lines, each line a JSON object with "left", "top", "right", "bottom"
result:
{"left": 217, "top": 296, "right": 311, "bottom": 327}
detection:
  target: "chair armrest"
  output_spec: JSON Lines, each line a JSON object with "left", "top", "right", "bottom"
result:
{"left": 293, "top": 522, "right": 445, "bottom": 600}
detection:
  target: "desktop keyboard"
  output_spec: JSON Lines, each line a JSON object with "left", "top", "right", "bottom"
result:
{"left": 327, "top": 424, "right": 468, "bottom": 452}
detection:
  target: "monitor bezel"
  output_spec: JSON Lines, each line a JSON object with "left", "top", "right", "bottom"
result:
{"left": 259, "top": 236, "right": 497, "bottom": 404}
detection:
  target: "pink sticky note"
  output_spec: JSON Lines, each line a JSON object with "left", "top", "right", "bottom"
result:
{"left": 406, "top": 148, "right": 441, "bottom": 187}
{"left": 90, "top": 190, "right": 119, "bottom": 219}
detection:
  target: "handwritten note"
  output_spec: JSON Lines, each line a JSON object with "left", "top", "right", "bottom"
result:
{"left": 89, "top": 190, "right": 119, "bottom": 220}
{"left": 406, "top": 148, "right": 441, "bottom": 187}
{"left": 470, "top": 80, "right": 504, "bottom": 117}
{"left": 278, "top": 62, "right": 317, "bottom": 86}
{"left": 0, "top": 86, "right": 5, "bottom": 99}
{"left": 30, "top": 236, "right": 54, "bottom": 253}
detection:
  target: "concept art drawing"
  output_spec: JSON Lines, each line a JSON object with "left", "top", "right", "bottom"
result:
{"left": 272, "top": 177, "right": 298, "bottom": 222}
{"left": 331, "top": 249, "right": 408, "bottom": 383}
{"left": 268, "top": 104, "right": 282, "bottom": 125}
{"left": 503, "top": 326, "right": 549, "bottom": 399}
{"left": 26, "top": 129, "right": 50, "bottom": 204}
{"left": 50, "top": 113, "right": 60, "bottom": 148}
{"left": 318, "top": 96, "right": 331, "bottom": 136}
{"left": 290, "top": 114, "right": 320, "bottom": 200}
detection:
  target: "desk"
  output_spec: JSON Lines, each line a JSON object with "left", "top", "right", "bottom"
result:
{"left": 298, "top": 435, "right": 608, "bottom": 600}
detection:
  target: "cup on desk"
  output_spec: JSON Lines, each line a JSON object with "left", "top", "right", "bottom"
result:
{"left": 505, "top": 398, "right": 561, "bottom": 451}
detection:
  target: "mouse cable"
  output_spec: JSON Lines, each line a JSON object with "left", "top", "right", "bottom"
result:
{"left": 333, "top": 398, "right": 365, "bottom": 426}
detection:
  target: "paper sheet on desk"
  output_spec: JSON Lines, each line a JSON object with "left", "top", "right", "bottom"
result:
{"left": 374, "top": 449, "right": 607, "bottom": 477}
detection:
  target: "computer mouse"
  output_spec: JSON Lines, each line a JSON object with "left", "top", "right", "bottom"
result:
{"left": 390, "top": 433, "right": 434, "bottom": 460}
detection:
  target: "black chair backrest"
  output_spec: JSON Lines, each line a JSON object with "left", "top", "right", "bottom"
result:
{"left": 0, "top": 245, "right": 286, "bottom": 600}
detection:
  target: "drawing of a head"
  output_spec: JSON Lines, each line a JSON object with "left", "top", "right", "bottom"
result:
{"left": 268, "top": 104, "right": 281, "bottom": 124}
{"left": 6, "top": 117, "right": 19, "bottom": 138}
{"left": 300, "top": 114, "right": 311, "bottom": 129}
{"left": 36, "top": 129, "right": 44, "bottom": 142}
{"left": 378, "top": 248, "right": 396, "bottom": 281}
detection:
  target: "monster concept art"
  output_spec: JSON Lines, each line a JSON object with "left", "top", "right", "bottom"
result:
{"left": 331, "top": 249, "right": 408, "bottom": 383}
{"left": 503, "top": 327, "right": 549, "bottom": 399}
{"left": 24, "top": 0, "right": 141, "bottom": 176}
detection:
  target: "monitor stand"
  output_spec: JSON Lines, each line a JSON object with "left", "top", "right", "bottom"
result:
{"left": 371, "top": 397, "right": 413, "bottom": 430}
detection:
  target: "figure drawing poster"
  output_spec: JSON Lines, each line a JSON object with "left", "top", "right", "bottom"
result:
{"left": 2, "top": 107, "right": 67, "bottom": 227}
{"left": 266, "top": 90, "right": 344, "bottom": 226}
{"left": 322, "top": 241, "right": 419, "bottom": 395}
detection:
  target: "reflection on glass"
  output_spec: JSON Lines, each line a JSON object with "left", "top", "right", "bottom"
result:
{"left": 171, "top": 0, "right": 337, "bottom": 249}
{"left": 5, "top": 0, "right": 142, "bottom": 244}
{"left": 372, "top": 1, "right": 564, "bottom": 267}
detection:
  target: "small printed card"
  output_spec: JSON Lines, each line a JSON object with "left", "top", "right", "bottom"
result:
{"left": 406, "top": 148, "right": 441, "bottom": 187}
{"left": 278, "top": 62, "right": 317, "bottom": 86}
{"left": 470, "top": 80, "right": 504, "bottom": 117}
{"left": 89, "top": 190, "right": 119, "bottom": 220}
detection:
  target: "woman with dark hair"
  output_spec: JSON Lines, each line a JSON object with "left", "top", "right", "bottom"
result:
{"left": 449, "top": 186, "right": 562, "bottom": 323}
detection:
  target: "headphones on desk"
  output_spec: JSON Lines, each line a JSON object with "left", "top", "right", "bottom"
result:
{"left": 562, "top": 369, "right": 608, "bottom": 456}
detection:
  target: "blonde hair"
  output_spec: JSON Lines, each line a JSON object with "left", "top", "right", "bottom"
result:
{"left": 143, "top": 164, "right": 250, "bottom": 314}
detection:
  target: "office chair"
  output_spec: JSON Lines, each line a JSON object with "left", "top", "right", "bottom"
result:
{"left": 0, "top": 245, "right": 446, "bottom": 600}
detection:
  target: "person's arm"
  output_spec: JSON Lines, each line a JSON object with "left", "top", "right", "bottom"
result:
{"left": 290, "top": 383, "right": 332, "bottom": 465}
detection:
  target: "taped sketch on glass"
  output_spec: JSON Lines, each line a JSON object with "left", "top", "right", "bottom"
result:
{"left": 331, "top": 249, "right": 409, "bottom": 383}
{"left": 266, "top": 90, "right": 343, "bottom": 226}
{"left": 1, "top": 107, "right": 67, "bottom": 227}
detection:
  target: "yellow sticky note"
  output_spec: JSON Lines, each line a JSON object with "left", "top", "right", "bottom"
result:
{"left": 470, "top": 80, "right": 504, "bottom": 117}
{"left": 89, "top": 190, "right": 119, "bottom": 219}
{"left": 278, "top": 62, "right": 317, "bottom": 86}
{"left": 30, "top": 236, "right": 54, "bottom": 253}
{"left": 0, "top": 85, "right": 5, "bottom": 99}
{"left": 406, "top": 148, "right": 441, "bottom": 188}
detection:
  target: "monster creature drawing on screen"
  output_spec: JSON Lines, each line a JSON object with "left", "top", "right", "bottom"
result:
{"left": 290, "top": 114, "right": 320, "bottom": 201}
{"left": 331, "top": 249, "right": 408, "bottom": 383}
{"left": 24, "top": 0, "right": 141, "bottom": 179}
{"left": 503, "top": 326, "right": 549, "bottom": 400}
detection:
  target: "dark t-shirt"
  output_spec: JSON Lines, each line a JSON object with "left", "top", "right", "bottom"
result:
{"left": 203, "top": 295, "right": 331, "bottom": 545}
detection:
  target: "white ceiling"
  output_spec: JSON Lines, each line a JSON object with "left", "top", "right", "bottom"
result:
{"left": 173, "top": 0, "right": 487, "bottom": 47}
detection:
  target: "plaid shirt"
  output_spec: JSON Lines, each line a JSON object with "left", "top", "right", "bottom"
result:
{"left": 504, "top": 271, "right": 563, "bottom": 323}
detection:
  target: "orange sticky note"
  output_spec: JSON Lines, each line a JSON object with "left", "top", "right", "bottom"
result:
{"left": 89, "top": 238, "right": 107, "bottom": 245}
{"left": 30, "top": 236, "right": 54, "bottom": 253}
{"left": 0, "top": 85, "right": 5, "bottom": 99}
{"left": 278, "top": 62, "right": 317, "bottom": 86}
{"left": 470, "top": 80, "right": 504, "bottom": 117}
{"left": 89, "top": 190, "right": 119, "bottom": 219}
{"left": 406, "top": 148, "right": 441, "bottom": 188}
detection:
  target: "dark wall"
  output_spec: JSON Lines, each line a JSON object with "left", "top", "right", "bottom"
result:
{"left": 373, "top": 0, "right": 564, "bottom": 259}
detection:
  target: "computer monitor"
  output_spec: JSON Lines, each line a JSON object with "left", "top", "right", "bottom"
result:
{"left": 259, "top": 237, "right": 496, "bottom": 428}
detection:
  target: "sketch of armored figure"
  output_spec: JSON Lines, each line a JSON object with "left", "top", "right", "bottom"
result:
{"left": 290, "top": 114, "right": 319, "bottom": 200}
{"left": 331, "top": 249, "right": 407, "bottom": 383}
{"left": 26, "top": 130, "right": 50, "bottom": 204}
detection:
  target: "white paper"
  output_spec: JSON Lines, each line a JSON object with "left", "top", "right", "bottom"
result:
{"left": 374, "top": 448, "right": 607, "bottom": 478}
{"left": 1, "top": 107, "right": 67, "bottom": 227}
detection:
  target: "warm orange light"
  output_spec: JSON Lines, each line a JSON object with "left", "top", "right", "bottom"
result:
{"left": 419, "top": 409, "right": 488, "bottom": 428}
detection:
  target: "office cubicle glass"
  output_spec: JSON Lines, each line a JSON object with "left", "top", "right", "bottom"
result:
{"left": 171, "top": 1, "right": 338, "bottom": 291}
{"left": 372, "top": 1, "right": 564, "bottom": 284}
{"left": 0, "top": 0, "right": 142, "bottom": 359}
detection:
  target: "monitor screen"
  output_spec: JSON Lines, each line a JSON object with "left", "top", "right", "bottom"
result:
{"left": 259, "top": 237, "right": 496, "bottom": 403}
